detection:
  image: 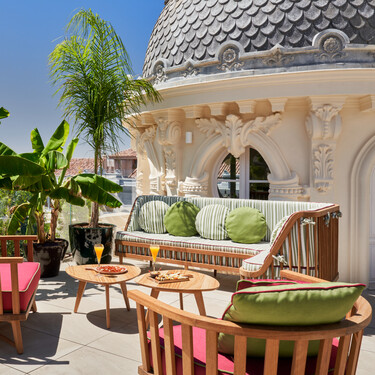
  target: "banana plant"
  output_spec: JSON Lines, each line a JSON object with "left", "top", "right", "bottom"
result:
{"left": 0, "top": 107, "right": 9, "bottom": 123}
{"left": 0, "top": 119, "right": 122, "bottom": 243}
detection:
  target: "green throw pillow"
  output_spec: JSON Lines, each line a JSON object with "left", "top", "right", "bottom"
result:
{"left": 218, "top": 282, "right": 365, "bottom": 357}
{"left": 195, "top": 204, "right": 229, "bottom": 240}
{"left": 225, "top": 207, "right": 267, "bottom": 243}
{"left": 138, "top": 200, "right": 170, "bottom": 233}
{"left": 164, "top": 201, "right": 200, "bottom": 237}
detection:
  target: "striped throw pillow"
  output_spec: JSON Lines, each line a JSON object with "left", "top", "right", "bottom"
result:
{"left": 195, "top": 204, "right": 229, "bottom": 240}
{"left": 139, "top": 201, "right": 170, "bottom": 233}
{"left": 270, "top": 215, "right": 290, "bottom": 245}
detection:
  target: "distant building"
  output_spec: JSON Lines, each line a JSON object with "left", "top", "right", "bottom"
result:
{"left": 103, "top": 149, "right": 137, "bottom": 178}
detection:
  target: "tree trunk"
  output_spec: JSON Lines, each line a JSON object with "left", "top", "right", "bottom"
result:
{"left": 90, "top": 201, "right": 99, "bottom": 228}
{"left": 49, "top": 200, "right": 60, "bottom": 241}
{"left": 36, "top": 212, "right": 46, "bottom": 244}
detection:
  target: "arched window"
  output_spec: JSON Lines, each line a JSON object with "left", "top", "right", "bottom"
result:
{"left": 217, "top": 148, "right": 270, "bottom": 200}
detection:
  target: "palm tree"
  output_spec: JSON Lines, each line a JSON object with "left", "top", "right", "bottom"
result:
{"left": 49, "top": 8, "right": 161, "bottom": 227}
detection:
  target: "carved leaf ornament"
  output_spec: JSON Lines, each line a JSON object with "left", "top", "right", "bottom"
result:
{"left": 197, "top": 114, "right": 282, "bottom": 158}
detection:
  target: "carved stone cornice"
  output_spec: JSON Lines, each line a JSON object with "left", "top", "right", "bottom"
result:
{"left": 156, "top": 118, "right": 182, "bottom": 146}
{"left": 268, "top": 173, "right": 306, "bottom": 201}
{"left": 196, "top": 113, "right": 282, "bottom": 158}
{"left": 135, "top": 126, "right": 156, "bottom": 155}
{"left": 306, "top": 99, "right": 344, "bottom": 193}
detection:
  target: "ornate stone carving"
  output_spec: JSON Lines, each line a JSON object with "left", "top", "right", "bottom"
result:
{"left": 268, "top": 173, "right": 306, "bottom": 201}
{"left": 180, "top": 175, "right": 209, "bottom": 197}
{"left": 182, "top": 63, "right": 199, "bottom": 77}
{"left": 263, "top": 46, "right": 294, "bottom": 66}
{"left": 312, "top": 144, "right": 334, "bottom": 193}
{"left": 197, "top": 113, "right": 282, "bottom": 158}
{"left": 306, "top": 100, "right": 344, "bottom": 193}
{"left": 153, "top": 62, "right": 167, "bottom": 84}
{"left": 136, "top": 126, "right": 156, "bottom": 155}
{"left": 316, "top": 32, "right": 347, "bottom": 61}
{"left": 156, "top": 119, "right": 182, "bottom": 195}
{"left": 218, "top": 47, "right": 244, "bottom": 72}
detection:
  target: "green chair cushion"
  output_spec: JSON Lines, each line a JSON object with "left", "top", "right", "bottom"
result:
{"left": 225, "top": 207, "right": 267, "bottom": 244}
{"left": 164, "top": 201, "right": 200, "bottom": 237}
{"left": 138, "top": 200, "right": 170, "bottom": 234}
{"left": 218, "top": 281, "right": 365, "bottom": 357}
{"left": 195, "top": 204, "right": 229, "bottom": 240}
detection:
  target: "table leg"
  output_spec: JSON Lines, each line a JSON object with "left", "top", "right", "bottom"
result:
{"left": 179, "top": 293, "right": 184, "bottom": 310}
{"left": 145, "top": 289, "right": 160, "bottom": 326}
{"left": 120, "top": 282, "right": 130, "bottom": 311}
{"left": 74, "top": 281, "right": 87, "bottom": 313}
{"left": 105, "top": 285, "right": 110, "bottom": 329}
{"left": 194, "top": 291, "right": 206, "bottom": 316}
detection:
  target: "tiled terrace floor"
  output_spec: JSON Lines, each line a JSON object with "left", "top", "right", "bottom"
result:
{"left": 0, "top": 257, "right": 374, "bottom": 374}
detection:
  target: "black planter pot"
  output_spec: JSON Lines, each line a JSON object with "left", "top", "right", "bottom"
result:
{"left": 69, "top": 223, "right": 115, "bottom": 265}
{"left": 33, "top": 239, "right": 69, "bottom": 278}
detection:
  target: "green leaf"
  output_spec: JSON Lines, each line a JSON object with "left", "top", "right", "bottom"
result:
{"left": 42, "top": 120, "right": 69, "bottom": 156}
{"left": 7, "top": 203, "right": 31, "bottom": 235}
{"left": 12, "top": 175, "right": 42, "bottom": 190}
{"left": 0, "top": 142, "right": 17, "bottom": 156}
{"left": 65, "top": 138, "right": 78, "bottom": 163}
{"left": 30, "top": 128, "right": 44, "bottom": 154}
{"left": 73, "top": 175, "right": 122, "bottom": 208}
{"left": 49, "top": 187, "right": 85, "bottom": 206}
{"left": 45, "top": 150, "right": 68, "bottom": 171}
{"left": 18, "top": 152, "right": 40, "bottom": 163}
{"left": 0, "top": 107, "right": 9, "bottom": 120}
{"left": 0, "top": 155, "right": 45, "bottom": 176}
{"left": 75, "top": 173, "right": 122, "bottom": 193}
{"left": 0, "top": 177, "right": 13, "bottom": 189}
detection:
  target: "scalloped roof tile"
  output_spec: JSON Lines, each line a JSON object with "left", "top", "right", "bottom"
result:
{"left": 143, "top": 0, "right": 375, "bottom": 77}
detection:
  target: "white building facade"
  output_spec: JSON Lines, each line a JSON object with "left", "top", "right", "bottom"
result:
{"left": 130, "top": 0, "right": 375, "bottom": 286}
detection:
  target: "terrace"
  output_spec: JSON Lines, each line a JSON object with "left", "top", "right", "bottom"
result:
{"left": 0, "top": 254, "right": 374, "bottom": 374}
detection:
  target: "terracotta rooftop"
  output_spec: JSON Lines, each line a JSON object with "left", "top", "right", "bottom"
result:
{"left": 108, "top": 149, "right": 137, "bottom": 159}
{"left": 55, "top": 158, "right": 95, "bottom": 177}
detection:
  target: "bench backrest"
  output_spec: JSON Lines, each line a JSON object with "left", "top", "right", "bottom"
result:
{"left": 126, "top": 195, "right": 333, "bottom": 241}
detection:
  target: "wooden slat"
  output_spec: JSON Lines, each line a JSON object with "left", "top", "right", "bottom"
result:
{"left": 291, "top": 340, "right": 309, "bottom": 375}
{"left": 136, "top": 303, "right": 151, "bottom": 372}
{"left": 14, "top": 239, "right": 20, "bottom": 257}
{"left": 26, "top": 239, "right": 34, "bottom": 261}
{"left": 233, "top": 336, "right": 247, "bottom": 375}
{"left": 264, "top": 339, "right": 279, "bottom": 375}
{"left": 297, "top": 220, "right": 302, "bottom": 274}
{"left": 288, "top": 233, "right": 293, "bottom": 270}
{"left": 334, "top": 335, "right": 351, "bottom": 375}
{"left": 346, "top": 331, "right": 364, "bottom": 375}
{"left": 11, "top": 263, "right": 20, "bottom": 315}
{"left": 315, "top": 338, "right": 332, "bottom": 375}
{"left": 150, "top": 311, "right": 162, "bottom": 375}
{"left": 1, "top": 239, "right": 7, "bottom": 257}
{"left": 163, "top": 317, "right": 176, "bottom": 375}
{"left": 181, "top": 323, "right": 194, "bottom": 375}
{"left": 206, "top": 330, "right": 218, "bottom": 375}
{"left": 305, "top": 225, "right": 310, "bottom": 275}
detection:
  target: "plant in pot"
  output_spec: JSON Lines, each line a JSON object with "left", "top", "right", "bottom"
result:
{"left": 0, "top": 119, "right": 122, "bottom": 276}
{"left": 49, "top": 8, "right": 161, "bottom": 263}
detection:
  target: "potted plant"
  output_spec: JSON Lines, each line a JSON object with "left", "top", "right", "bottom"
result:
{"left": 0, "top": 119, "right": 122, "bottom": 276}
{"left": 49, "top": 8, "right": 160, "bottom": 261}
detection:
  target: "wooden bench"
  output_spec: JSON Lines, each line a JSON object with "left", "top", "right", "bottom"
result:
{"left": 116, "top": 195, "right": 340, "bottom": 280}
{"left": 128, "top": 270, "right": 372, "bottom": 375}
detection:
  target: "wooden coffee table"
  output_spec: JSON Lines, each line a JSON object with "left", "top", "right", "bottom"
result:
{"left": 135, "top": 270, "right": 220, "bottom": 318}
{"left": 66, "top": 265, "right": 141, "bottom": 328}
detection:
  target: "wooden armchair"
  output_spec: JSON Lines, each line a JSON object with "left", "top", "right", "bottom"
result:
{"left": 128, "top": 270, "right": 372, "bottom": 375}
{"left": 0, "top": 235, "right": 40, "bottom": 354}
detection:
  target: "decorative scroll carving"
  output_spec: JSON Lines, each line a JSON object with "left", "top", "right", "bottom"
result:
{"left": 263, "top": 46, "right": 294, "bottom": 66}
{"left": 154, "top": 62, "right": 167, "bottom": 84}
{"left": 197, "top": 114, "right": 282, "bottom": 158}
{"left": 182, "top": 63, "right": 199, "bottom": 77}
{"left": 156, "top": 119, "right": 182, "bottom": 195}
{"left": 218, "top": 47, "right": 244, "bottom": 72}
{"left": 306, "top": 101, "right": 344, "bottom": 193}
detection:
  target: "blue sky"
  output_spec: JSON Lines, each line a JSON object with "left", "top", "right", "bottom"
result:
{"left": 0, "top": 0, "right": 164, "bottom": 157}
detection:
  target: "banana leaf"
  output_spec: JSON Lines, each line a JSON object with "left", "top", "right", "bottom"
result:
{"left": 45, "top": 150, "right": 68, "bottom": 171}
{"left": 0, "top": 142, "right": 17, "bottom": 156}
{"left": 41, "top": 120, "right": 69, "bottom": 156}
{"left": 0, "top": 155, "right": 45, "bottom": 176}
{"left": 74, "top": 173, "right": 122, "bottom": 193}
{"left": 7, "top": 203, "right": 31, "bottom": 235}
{"left": 0, "top": 107, "right": 9, "bottom": 120}
{"left": 49, "top": 187, "right": 85, "bottom": 206}
{"left": 30, "top": 128, "right": 44, "bottom": 154}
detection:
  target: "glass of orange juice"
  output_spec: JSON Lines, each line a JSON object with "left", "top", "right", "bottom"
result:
{"left": 94, "top": 244, "right": 104, "bottom": 271}
{"left": 150, "top": 244, "right": 160, "bottom": 272}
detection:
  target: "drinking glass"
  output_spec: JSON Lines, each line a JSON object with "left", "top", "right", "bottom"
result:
{"left": 150, "top": 244, "right": 160, "bottom": 272}
{"left": 94, "top": 244, "right": 104, "bottom": 271}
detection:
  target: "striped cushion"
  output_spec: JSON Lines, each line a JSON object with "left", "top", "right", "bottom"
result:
{"left": 270, "top": 215, "right": 291, "bottom": 244}
{"left": 195, "top": 204, "right": 229, "bottom": 240}
{"left": 138, "top": 201, "right": 170, "bottom": 233}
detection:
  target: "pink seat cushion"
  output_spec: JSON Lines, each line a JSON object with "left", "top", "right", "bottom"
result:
{"left": 0, "top": 262, "right": 40, "bottom": 312}
{"left": 148, "top": 325, "right": 338, "bottom": 375}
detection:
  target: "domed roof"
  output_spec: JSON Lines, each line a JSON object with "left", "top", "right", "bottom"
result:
{"left": 143, "top": 0, "right": 375, "bottom": 82}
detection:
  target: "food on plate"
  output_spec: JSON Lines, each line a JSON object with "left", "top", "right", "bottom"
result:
{"left": 155, "top": 271, "right": 189, "bottom": 281}
{"left": 97, "top": 265, "right": 127, "bottom": 274}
